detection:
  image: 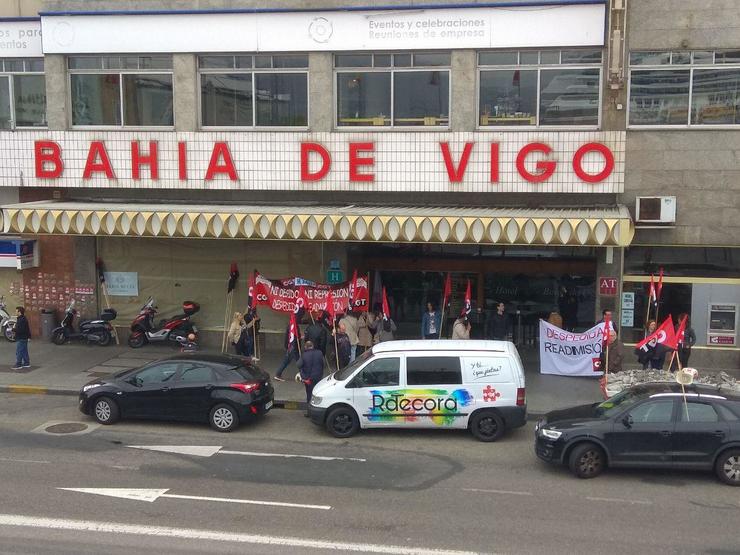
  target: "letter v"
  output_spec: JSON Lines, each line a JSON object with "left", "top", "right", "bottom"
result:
{"left": 440, "top": 142, "right": 474, "bottom": 183}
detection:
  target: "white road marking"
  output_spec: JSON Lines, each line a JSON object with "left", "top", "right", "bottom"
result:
{"left": 586, "top": 496, "right": 652, "bottom": 505}
{"left": 0, "top": 514, "right": 482, "bottom": 555}
{"left": 58, "top": 488, "right": 332, "bottom": 510}
{"left": 0, "top": 457, "right": 50, "bottom": 464}
{"left": 128, "top": 444, "right": 366, "bottom": 462}
{"left": 463, "top": 488, "right": 533, "bottom": 496}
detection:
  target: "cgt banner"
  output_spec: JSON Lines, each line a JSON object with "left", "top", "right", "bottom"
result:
{"left": 254, "top": 272, "right": 369, "bottom": 314}
{"left": 539, "top": 320, "right": 604, "bottom": 377}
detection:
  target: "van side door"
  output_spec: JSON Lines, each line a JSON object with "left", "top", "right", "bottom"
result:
{"left": 346, "top": 356, "right": 402, "bottom": 429}
{"left": 462, "top": 355, "right": 518, "bottom": 423}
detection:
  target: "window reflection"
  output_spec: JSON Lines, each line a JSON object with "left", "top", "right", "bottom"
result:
{"left": 539, "top": 68, "right": 599, "bottom": 125}
{"left": 479, "top": 70, "right": 537, "bottom": 126}
{"left": 201, "top": 73, "right": 253, "bottom": 126}
{"left": 13, "top": 75, "right": 46, "bottom": 127}
{"left": 71, "top": 73, "right": 122, "bottom": 126}
{"left": 337, "top": 72, "right": 391, "bottom": 126}
{"left": 254, "top": 73, "right": 307, "bottom": 126}
{"left": 0, "top": 76, "right": 10, "bottom": 129}
{"left": 123, "top": 74, "right": 173, "bottom": 126}
{"left": 629, "top": 69, "right": 689, "bottom": 125}
{"left": 691, "top": 69, "right": 740, "bottom": 124}
{"left": 393, "top": 71, "right": 449, "bottom": 126}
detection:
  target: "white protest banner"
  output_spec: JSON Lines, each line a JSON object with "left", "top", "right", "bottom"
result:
{"left": 539, "top": 320, "right": 604, "bottom": 377}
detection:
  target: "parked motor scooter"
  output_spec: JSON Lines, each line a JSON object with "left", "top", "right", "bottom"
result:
{"left": 128, "top": 297, "right": 199, "bottom": 348}
{"left": 0, "top": 295, "right": 17, "bottom": 342}
{"left": 51, "top": 300, "right": 117, "bottom": 346}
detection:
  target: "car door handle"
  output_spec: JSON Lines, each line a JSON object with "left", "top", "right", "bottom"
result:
{"left": 161, "top": 387, "right": 170, "bottom": 392}
{"left": 659, "top": 430, "right": 672, "bottom": 437}
{"left": 712, "top": 431, "right": 725, "bottom": 438}
{"left": 205, "top": 384, "right": 214, "bottom": 390}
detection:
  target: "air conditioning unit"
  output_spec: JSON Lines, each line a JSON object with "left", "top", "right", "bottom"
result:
{"left": 635, "top": 196, "right": 676, "bottom": 225}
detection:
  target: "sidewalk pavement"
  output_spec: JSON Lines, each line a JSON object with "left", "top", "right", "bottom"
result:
{"left": 0, "top": 339, "right": 602, "bottom": 417}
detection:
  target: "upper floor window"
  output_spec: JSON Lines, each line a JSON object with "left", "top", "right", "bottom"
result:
{"left": 335, "top": 52, "right": 450, "bottom": 127}
{"left": 69, "top": 55, "right": 174, "bottom": 127}
{"left": 478, "top": 49, "right": 602, "bottom": 127}
{"left": 629, "top": 50, "right": 740, "bottom": 126}
{"left": 0, "top": 58, "right": 46, "bottom": 129}
{"left": 199, "top": 54, "right": 308, "bottom": 128}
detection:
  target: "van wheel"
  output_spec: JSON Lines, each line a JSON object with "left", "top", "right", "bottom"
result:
{"left": 469, "top": 410, "right": 505, "bottom": 442}
{"left": 715, "top": 449, "right": 740, "bottom": 486}
{"left": 326, "top": 406, "right": 359, "bottom": 438}
{"left": 569, "top": 442, "right": 605, "bottom": 479}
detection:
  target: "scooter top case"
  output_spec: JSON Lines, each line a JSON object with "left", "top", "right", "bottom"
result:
{"left": 183, "top": 301, "right": 200, "bottom": 316}
{"left": 100, "top": 308, "right": 117, "bottom": 321}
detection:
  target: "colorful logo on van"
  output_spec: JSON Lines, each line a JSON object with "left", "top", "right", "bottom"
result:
{"left": 368, "top": 389, "right": 473, "bottom": 426}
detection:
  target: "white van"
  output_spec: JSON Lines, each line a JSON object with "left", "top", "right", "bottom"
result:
{"left": 308, "top": 339, "right": 526, "bottom": 442}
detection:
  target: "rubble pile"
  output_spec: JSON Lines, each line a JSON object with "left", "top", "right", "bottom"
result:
{"left": 604, "top": 368, "right": 740, "bottom": 397}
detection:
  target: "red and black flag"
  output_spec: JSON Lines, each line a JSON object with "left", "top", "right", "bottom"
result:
{"left": 95, "top": 258, "right": 106, "bottom": 284}
{"left": 382, "top": 287, "right": 391, "bottom": 322}
{"left": 227, "top": 262, "right": 239, "bottom": 293}
{"left": 461, "top": 280, "right": 471, "bottom": 317}
{"left": 442, "top": 273, "right": 452, "bottom": 310}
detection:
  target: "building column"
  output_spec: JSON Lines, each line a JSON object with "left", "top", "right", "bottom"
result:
{"left": 309, "top": 52, "right": 333, "bottom": 132}
{"left": 450, "top": 50, "right": 476, "bottom": 131}
{"left": 44, "top": 54, "right": 68, "bottom": 130}
{"left": 173, "top": 53, "right": 197, "bottom": 132}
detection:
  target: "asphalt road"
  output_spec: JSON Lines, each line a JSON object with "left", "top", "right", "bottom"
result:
{"left": 0, "top": 394, "right": 738, "bottom": 555}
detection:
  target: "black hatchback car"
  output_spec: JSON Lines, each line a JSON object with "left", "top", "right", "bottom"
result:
{"left": 79, "top": 353, "right": 273, "bottom": 432}
{"left": 535, "top": 382, "right": 740, "bottom": 486}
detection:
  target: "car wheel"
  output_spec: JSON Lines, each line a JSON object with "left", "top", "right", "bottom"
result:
{"left": 4, "top": 323, "right": 16, "bottom": 342}
{"left": 469, "top": 410, "right": 505, "bottom": 442}
{"left": 325, "top": 406, "right": 359, "bottom": 438}
{"left": 209, "top": 404, "right": 239, "bottom": 433}
{"left": 51, "top": 330, "right": 66, "bottom": 345}
{"left": 96, "top": 330, "right": 111, "bottom": 347}
{"left": 93, "top": 396, "right": 119, "bottom": 425}
{"left": 128, "top": 332, "right": 145, "bottom": 348}
{"left": 715, "top": 449, "right": 740, "bottom": 486}
{"left": 568, "top": 442, "right": 606, "bottom": 479}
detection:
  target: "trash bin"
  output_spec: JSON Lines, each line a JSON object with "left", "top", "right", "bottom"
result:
{"left": 40, "top": 308, "right": 57, "bottom": 341}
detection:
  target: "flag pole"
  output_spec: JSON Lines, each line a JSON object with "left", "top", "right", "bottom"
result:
{"left": 604, "top": 340, "right": 610, "bottom": 389}
{"left": 333, "top": 322, "right": 340, "bottom": 373}
{"left": 438, "top": 304, "right": 445, "bottom": 339}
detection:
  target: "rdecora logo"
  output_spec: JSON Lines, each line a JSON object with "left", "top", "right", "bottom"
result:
{"left": 372, "top": 394, "right": 459, "bottom": 412}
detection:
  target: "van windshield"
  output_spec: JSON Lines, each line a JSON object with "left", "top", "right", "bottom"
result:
{"left": 333, "top": 350, "right": 372, "bottom": 381}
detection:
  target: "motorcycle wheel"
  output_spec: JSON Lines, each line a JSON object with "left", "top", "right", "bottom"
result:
{"left": 128, "top": 332, "right": 146, "bottom": 348}
{"left": 4, "top": 323, "right": 16, "bottom": 342}
{"left": 96, "top": 330, "right": 111, "bottom": 347}
{"left": 51, "top": 330, "right": 66, "bottom": 345}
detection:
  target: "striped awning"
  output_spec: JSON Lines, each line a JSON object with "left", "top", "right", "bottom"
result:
{"left": 1, "top": 201, "right": 634, "bottom": 247}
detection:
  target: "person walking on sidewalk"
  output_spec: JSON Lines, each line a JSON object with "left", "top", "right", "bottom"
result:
{"left": 297, "top": 340, "right": 324, "bottom": 416}
{"left": 12, "top": 307, "right": 30, "bottom": 370}
{"left": 274, "top": 314, "right": 301, "bottom": 381}
{"left": 421, "top": 302, "right": 441, "bottom": 339}
{"left": 340, "top": 311, "right": 360, "bottom": 362}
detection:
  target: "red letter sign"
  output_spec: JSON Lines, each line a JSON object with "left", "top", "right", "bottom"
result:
{"left": 349, "top": 142, "right": 375, "bottom": 182}
{"left": 205, "top": 142, "right": 238, "bottom": 181}
{"left": 490, "top": 143, "right": 499, "bottom": 183}
{"left": 34, "top": 141, "right": 63, "bottom": 179}
{"left": 178, "top": 142, "right": 187, "bottom": 181}
{"left": 131, "top": 141, "right": 158, "bottom": 180}
{"left": 83, "top": 141, "right": 116, "bottom": 179}
{"left": 516, "top": 143, "right": 556, "bottom": 183}
{"left": 572, "top": 142, "right": 614, "bottom": 183}
{"left": 300, "top": 142, "right": 331, "bottom": 181}
{"left": 440, "top": 142, "right": 473, "bottom": 183}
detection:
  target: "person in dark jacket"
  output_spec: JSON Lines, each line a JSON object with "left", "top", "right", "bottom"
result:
{"left": 671, "top": 313, "right": 696, "bottom": 370}
{"left": 297, "top": 340, "right": 324, "bottom": 415}
{"left": 12, "top": 307, "right": 30, "bottom": 370}
{"left": 334, "top": 321, "right": 352, "bottom": 369}
{"left": 274, "top": 311, "right": 302, "bottom": 381}
{"left": 487, "top": 302, "right": 512, "bottom": 340}
{"left": 304, "top": 316, "right": 328, "bottom": 355}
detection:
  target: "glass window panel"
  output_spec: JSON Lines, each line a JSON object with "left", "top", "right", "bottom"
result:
{"left": 0, "top": 76, "right": 10, "bottom": 129}
{"left": 479, "top": 51, "right": 518, "bottom": 65}
{"left": 519, "top": 51, "right": 539, "bottom": 65}
{"left": 201, "top": 73, "right": 253, "bottom": 126}
{"left": 123, "top": 74, "right": 174, "bottom": 126}
{"left": 539, "top": 68, "right": 600, "bottom": 125}
{"left": 540, "top": 51, "right": 560, "bottom": 65}
{"left": 413, "top": 53, "right": 451, "bottom": 66}
{"left": 561, "top": 49, "right": 603, "bottom": 64}
{"left": 691, "top": 69, "right": 740, "bottom": 125}
{"left": 630, "top": 400, "right": 674, "bottom": 423}
{"left": 68, "top": 56, "right": 103, "bottom": 70}
{"left": 407, "top": 356, "right": 462, "bottom": 385}
{"left": 199, "top": 55, "right": 235, "bottom": 69}
{"left": 121, "top": 56, "right": 140, "bottom": 69}
{"left": 70, "top": 73, "right": 121, "bottom": 126}
{"left": 337, "top": 72, "right": 391, "bottom": 126}
{"left": 335, "top": 54, "right": 372, "bottom": 67}
{"left": 479, "top": 69, "right": 537, "bottom": 126}
{"left": 629, "top": 69, "right": 690, "bottom": 125}
{"left": 715, "top": 50, "right": 740, "bottom": 64}
{"left": 140, "top": 55, "right": 172, "bottom": 69}
{"left": 27, "top": 58, "right": 44, "bottom": 72}
{"left": 630, "top": 51, "right": 671, "bottom": 66}
{"left": 101, "top": 56, "right": 121, "bottom": 70}
{"left": 394, "top": 53, "right": 412, "bottom": 67}
{"left": 692, "top": 51, "right": 714, "bottom": 64}
{"left": 235, "top": 56, "right": 253, "bottom": 69}
{"left": 374, "top": 54, "right": 392, "bottom": 67}
{"left": 671, "top": 52, "right": 691, "bottom": 65}
{"left": 272, "top": 55, "right": 308, "bottom": 68}
{"left": 393, "top": 70, "right": 449, "bottom": 126}
{"left": 254, "top": 72, "right": 307, "bottom": 126}
{"left": 13, "top": 75, "right": 46, "bottom": 127}
{"left": 255, "top": 55, "right": 272, "bottom": 68}
{"left": 348, "top": 358, "right": 400, "bottom": 388}
{"left": 3, "top": 59, "right": 23, "bottom": 72}
{"left": 680, "top": 402, "right": 719, "bottom": 423}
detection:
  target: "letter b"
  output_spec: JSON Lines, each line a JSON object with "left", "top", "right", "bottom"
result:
{"left": 35, "top": 141, "right": 63, "bottom": 178}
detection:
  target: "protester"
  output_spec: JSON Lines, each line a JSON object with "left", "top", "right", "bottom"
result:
{"left": 468, "top": 307, "right": 486, "bottom": 339}
{"left": 599, "top": 330, "right": 624, "bottom": 374}
{"left": 547, "top": 311, "right": 564, "bottom": 329}
{"left": 304, "top": 313, "right": 328, "bottom": 356}
{"left": 227, "top": 311, "right": 244, "bottom": 353}
{"left": 340, "top": 311, "right": 360, "bottom": 362}
{"left": 12, "top": 307, "right": 30, "bottom": 370}
{"left": 296, "top": 340, "right": 324, "bottom": 416}
{"left": 635, "top": 319, "right": 665, "bottom": 370}
{"left": 452, "top": 316, "right": 471, "bottom": 339}
{"left": 334, "top": 321, "right": 352, "bottom": 368}
{"left": 274, "top": 315, "right": 300, "bottom": 381}
{"left": 558, "top": 286, "right": 579, "bottom": 331}
{"left": 598, "top": 309, "right": 617, "bottom": 333}
{"left": 356, "top": 310, "right": 375, "bottom": 354}
{"left": 487, "top": 302, "right": 512, "bottom": 340}
{"left": 370, "top": 306, "right": 397, "bottom": 343}
{"left": 671, "top": 313, "right": 696, "bottom": 371}
{"left": 240, "top": 309, "right": 258, "bottom": 357}
{"left": 421, "top": 301, "right": 441, "bottom": 339}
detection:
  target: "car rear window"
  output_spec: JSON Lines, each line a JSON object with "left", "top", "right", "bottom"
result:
{"left": 226, "top": 364, "right": 269, "bottom": 381}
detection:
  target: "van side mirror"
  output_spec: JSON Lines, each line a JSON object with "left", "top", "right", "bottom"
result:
{"left": 622, "top": 414, "right": 633, "bottom": 428}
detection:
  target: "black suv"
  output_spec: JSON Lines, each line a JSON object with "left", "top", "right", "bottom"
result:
{"left": 535, "top": 382, "right": 740, "bottom": 486}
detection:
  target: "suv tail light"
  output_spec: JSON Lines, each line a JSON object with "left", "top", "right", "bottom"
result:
{"left": 516, "top": 387, "right": 526, "bottom": 406}
{"left": 230, "top": 382, "right": 260, "bottom": 394}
